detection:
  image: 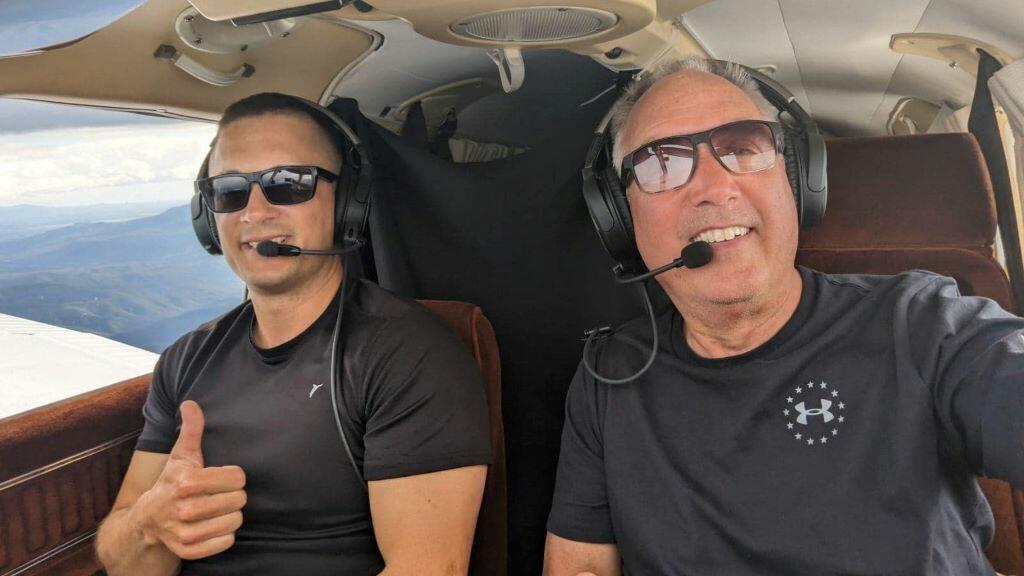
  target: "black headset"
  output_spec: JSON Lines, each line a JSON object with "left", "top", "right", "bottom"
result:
{"left": 190, "top": 95, "right": 374, "bottom": 255}
{"left": 581, "top": 62, "right": 827, "bottom": 278}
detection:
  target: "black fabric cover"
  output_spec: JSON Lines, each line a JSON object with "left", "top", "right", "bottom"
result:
{"left": 333, "top": 51, "right": 644, "bottom": 574}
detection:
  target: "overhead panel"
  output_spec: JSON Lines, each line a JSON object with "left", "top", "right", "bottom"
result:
{"left": 335, "top": 19, "right": 496, "bottom": 118}
{"left": 773, "top": 0, "right": 931, "bottom": 136}
{"left": 869, "top": 0, "right": 1024, "bottom": 134}
{"left": 682, "top": 0, "right": 935, "bottom": 135}
{"left": 680, "top": 0, "right": 810, "bottom": 115}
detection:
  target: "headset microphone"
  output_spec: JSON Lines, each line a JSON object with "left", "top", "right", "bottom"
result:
{"left": 615, "top": 241, "right": 713, "bottom": 284}
{"left": 256, "top": 240, "right": 365, "bottom": 258}
{"left": 583, "top": 241, "right": 713, "bottom": 385}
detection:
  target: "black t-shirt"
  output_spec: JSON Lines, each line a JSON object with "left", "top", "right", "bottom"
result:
{"left": 548, "top": 267, "right": 1024, "bottom": 575}
{"left": 137, "top": 279, "right": 492, "bottom": 575}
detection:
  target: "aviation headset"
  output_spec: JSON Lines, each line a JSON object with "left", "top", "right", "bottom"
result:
{"left": 190, "top": 95, "right": 374, "bottom": 256}
{"left": 189, "top": 95, "right": 374, "bottom": 489}
{"left": 581, "top": 62, "right": 828, "bottom": 278}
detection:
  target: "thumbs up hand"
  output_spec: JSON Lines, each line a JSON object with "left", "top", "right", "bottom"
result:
{"left": 134, "top": 401, "right": 247, "bottom": 560}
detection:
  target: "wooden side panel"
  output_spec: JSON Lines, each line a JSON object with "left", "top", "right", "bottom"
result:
{"left": 0, "top": 375, "right": 150, "bottom": 576}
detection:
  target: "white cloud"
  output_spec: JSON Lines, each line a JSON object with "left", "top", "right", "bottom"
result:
{"left": 0, "top": 122, "right": 216, "bottom": 205}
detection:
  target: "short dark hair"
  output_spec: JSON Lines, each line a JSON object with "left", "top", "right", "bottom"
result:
{"left": 217, "top": 92, "right": 345, "bottom": 167}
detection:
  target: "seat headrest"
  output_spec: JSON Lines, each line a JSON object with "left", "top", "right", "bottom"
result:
{"left": 798, "top": 133, "right": 996, "bottom": 250}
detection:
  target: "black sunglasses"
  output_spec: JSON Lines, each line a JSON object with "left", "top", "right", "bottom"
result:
{"left": 621, "top": 120, "right": 785, "bottom": 194}
{"left": 196, "top": 165, "right": 338, "bottom": 213}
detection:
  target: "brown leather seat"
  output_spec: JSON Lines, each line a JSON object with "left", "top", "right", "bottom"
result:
{"left": 0, "top": 299, "right": 505, "bottom": 576}
{"left": 797, "top": 132, "right": 1024, "bottom": 575}
{"left": 418, "top": 300, "right": 507, "bottom": 576}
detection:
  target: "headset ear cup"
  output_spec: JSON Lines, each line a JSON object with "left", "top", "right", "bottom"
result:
{"left": 191, "top": 180, "right": 222, "bottom": 255}
{"left": 605, "top": 168, "right": 644, "bottom": 272}
{"left": 205, "top": 203, "right": 222, "bottom": 253}
{"left": 782, "top": 132, "right": 804, "bottom": 227}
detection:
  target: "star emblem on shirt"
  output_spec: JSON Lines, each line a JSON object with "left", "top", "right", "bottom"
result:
{"left": 783, "top": 378, "right": 847, "bottom": 447}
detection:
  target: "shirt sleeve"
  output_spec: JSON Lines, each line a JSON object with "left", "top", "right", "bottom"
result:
{"left": 134, "top": 350, "right": 181, "bottom": 454}
{"left": 546, "top": 361, "right": 615, "bottom": 544}
{"left": 359, "top": 310, "right": 492, "bottom": 481}
{"left": 904, "top": 274, "right": 1024, "bottom": 488}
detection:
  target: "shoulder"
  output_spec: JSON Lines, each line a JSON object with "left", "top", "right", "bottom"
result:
{"left": 156, "top": 301, "right": 250, "bottom": 377}
{"left": 348, "top": 279, "right": 470, "bottom": 354}
{"left": 805, "top": 266, "right": 955, "bottom": 301}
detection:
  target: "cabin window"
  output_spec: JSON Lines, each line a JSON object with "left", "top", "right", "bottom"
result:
{"left": 0, "top": 98, "right": 241, "bottom": 419}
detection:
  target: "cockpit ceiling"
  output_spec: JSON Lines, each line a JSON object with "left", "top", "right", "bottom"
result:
{"left": 682, "top": 0, "right": 1024, "bottom": 136}
{"left": 0, "top": 0, "right": 375, "bottom": 119}
{"left": 1, "top": 0, "right": 1021, "bottom": 135}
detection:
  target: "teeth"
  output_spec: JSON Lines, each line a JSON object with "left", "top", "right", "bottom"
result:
{"left": 691, "top": 226, "right": 750, "bottom": 244}
{"left": 246, "top": 236, "right": 286, "bottom": 249}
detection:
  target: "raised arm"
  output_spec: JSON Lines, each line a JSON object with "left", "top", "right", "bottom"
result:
{"left": 369, "top": 465, "right": 487, "bottom": 575}
{"left": 96, "top": 401, "right": 247, "bottom": 575}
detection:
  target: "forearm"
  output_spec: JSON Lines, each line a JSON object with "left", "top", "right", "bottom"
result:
{"left": 96, "top": 506, "right": 181, "bottom": 576}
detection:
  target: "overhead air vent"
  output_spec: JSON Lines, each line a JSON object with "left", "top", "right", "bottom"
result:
{"left": 451, "top": 6, "right": 618, "bottom": 43}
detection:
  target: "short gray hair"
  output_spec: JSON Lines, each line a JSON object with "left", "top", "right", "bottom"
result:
{"left": 609, "top": 56, "right": 777, "bottom": 175}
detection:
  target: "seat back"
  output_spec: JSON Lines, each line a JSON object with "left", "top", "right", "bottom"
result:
{"left": 797, "top": 132, "right": 1023, "bottom": 574}
{"left": 0, "top": 300, "right": 505, "bottom": 576}
{"left": 417, "top": 300, "right": 507, "bottom": 576}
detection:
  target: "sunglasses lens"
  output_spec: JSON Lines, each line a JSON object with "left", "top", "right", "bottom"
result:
{"left": 711, "top": 122, "right": 778, "bottom": 174}
{"left": 202, "top": 176, "right": 251, "bottom": 213}
{"left": 631, "top": 139, "right": 695, "bottom": 193}
{"left": 260, "top": 167, "right": 317, "bottom": 205}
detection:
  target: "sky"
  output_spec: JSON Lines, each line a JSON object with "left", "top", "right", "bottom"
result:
{"left": 0, "top": 0, "right": 144, "bottom": 58}
{"left": 0, "top": 99, "right": 216, "bottom": 207}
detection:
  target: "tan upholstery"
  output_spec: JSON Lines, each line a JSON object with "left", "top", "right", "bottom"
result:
{"left": 0, "top": 300, "right": 505, "bottom": 576}
{"left": 797, "top": 132, "right": 1024, "bottom": 575}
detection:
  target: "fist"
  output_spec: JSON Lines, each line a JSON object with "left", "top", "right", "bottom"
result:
{"left": 136, "top": 401, "right": 247, "bottom": 560}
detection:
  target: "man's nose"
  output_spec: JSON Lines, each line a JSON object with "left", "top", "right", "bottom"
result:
{"left": 239, "top": 182, "right": 277, "bottom": 223}
{"left": 684, "top": 143, "right": 740, "bottom": 207}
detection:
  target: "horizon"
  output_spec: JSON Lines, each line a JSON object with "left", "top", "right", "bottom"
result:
{"left": 0, "top": 106, "right": 216, "bottom": 207}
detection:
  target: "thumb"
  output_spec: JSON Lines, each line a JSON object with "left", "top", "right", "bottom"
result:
{"left": 170, "top": 400, "right": 205, "bottom": 467}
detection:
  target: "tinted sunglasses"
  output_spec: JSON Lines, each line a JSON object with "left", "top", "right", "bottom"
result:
{"left": 621, "top": 120, "right": 786, "bottom": 194}
{"left": 196, "top": 165, "right": 337, "bottom": 213}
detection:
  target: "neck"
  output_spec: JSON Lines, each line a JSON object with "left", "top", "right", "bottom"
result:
{"left": 249, "top": 259, "right": 344, "bottom": 348}
{"left": 671, "top": 267, "right": 803, "bottom": 359}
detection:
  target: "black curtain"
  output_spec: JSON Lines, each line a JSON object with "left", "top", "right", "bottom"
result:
{"left": 334, "top": 51, "right": 643, "bottom": 575}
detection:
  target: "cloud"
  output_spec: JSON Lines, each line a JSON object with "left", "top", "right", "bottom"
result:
{"left": 0, "top": 122, "right": 217, "bottom": 205}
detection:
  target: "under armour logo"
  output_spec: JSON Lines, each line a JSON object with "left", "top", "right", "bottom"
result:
{"left": 795, "top": 400, "right": 834, "bottom": 425}
{"left": 309, "top": 383, "right": 324, "bottom": 398}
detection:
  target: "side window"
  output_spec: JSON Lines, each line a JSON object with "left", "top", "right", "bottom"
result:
{"left": 0, "top": 99, "right": 242, "bottom": 419}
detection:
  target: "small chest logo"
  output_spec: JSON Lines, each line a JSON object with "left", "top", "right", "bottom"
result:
{"left": 782, "top": 381, "right": 846, "bottom": 447}
{"left": 309, "top": 383, "right": 324, "bottom": 398}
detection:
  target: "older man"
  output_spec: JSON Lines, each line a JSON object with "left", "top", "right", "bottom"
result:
{"left": 544, "top": 57, "right": 1024, "bottom": 575}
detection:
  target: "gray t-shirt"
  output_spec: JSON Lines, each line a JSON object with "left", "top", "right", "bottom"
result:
{"left": 548, "top": 267, "right": 1024, "bottom": 575}
{"left": 137, "top": 279, "right": 492, "bottom": 575}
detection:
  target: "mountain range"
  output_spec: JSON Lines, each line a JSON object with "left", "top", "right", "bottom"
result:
{"left": 0, "top": 204, "right": 244, "bottom": 352}
{"left": 0, "top": 201, "right": 180, "bottom": 241}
